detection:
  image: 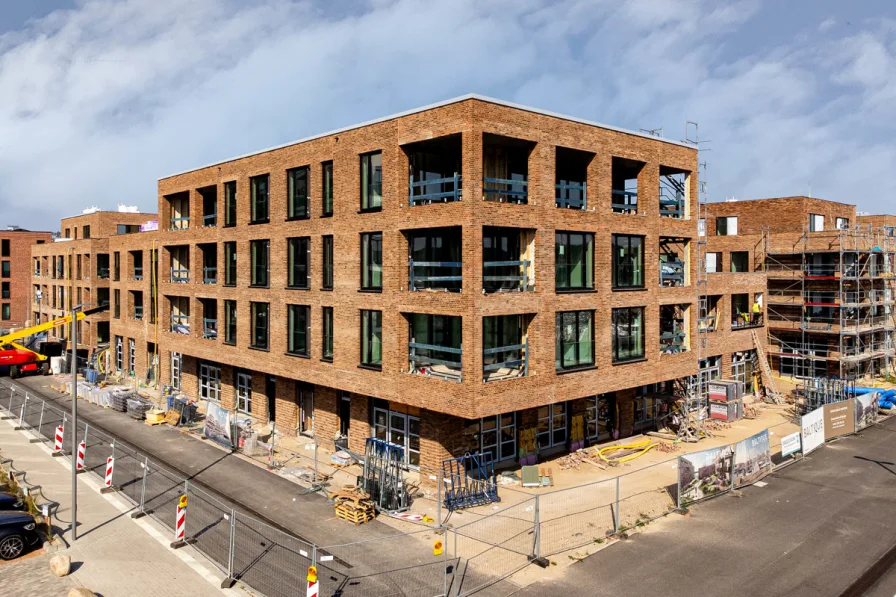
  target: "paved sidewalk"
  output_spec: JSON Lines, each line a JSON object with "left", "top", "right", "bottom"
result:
{"left": 0, "top": 415, "right": 244, "bottom": 597}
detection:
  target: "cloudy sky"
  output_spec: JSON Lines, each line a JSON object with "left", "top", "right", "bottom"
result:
{"left": 1, "top": 0, "right": 893, "bottom": 230}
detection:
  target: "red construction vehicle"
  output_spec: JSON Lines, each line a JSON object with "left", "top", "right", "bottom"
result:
{"left": 0, "top": 305, "right": 108, "bottom": 379}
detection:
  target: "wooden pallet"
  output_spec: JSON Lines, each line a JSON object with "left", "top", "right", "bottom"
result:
{"left": 335, "top": 503, "right": 375, "bottom": 525}
{"left": 144, "top": 418, "right": 166, "bottom": 427}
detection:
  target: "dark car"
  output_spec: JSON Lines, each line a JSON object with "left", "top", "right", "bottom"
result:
{"left": 0, "top": 492, "right": 26, "bottom": 512}
{"left": 0, "top": 511, "right": 41, "bottom": 560}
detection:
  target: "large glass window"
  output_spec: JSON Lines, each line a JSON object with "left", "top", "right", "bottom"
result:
{"left": 224, "top": 181, "right": 237, "bottom": 227}
{"left": 1, "top": 261, "right": 9, "bottom": 278}
{"left": 321, "top": 161, "right": 334, "bottom": 216}
{"left": 537, "top": 403, "right": 567, "bottom": 449}
{"left": 483, "top": 315, "right": 526, "bottom": 381}
{"left": 250, "top": 240, "right": 269, "bottom": 287}
{"left": 287, "top": 237, "right": 310, "bottom": 289}
{"left": 1, "top": 304, "right": 9, "bottom": 320}
{"left": 555, "top": 311, "right": 594, "bottom": 370}
{"left": 224, "top": 242, "right": 236, "bottom": 286}
{"left": 409, "top": 228, "right": 462, "bottom": 292}
{"left": 287, "top": 166, "right": 310, "bottom": 220}
{"left": 287, "top": 305, "right": 310, "bottom": 357}
{"left": 251, "top": 302, "right": 269, "bottom": 350}
{"left": 716, "top": 216, "right": 737, "bottom": 236}
{"left": 361, "top": 232, "right": 382, "bottom": 290}
{"left": 360, "top": 309, "right": 382, "bottom": 368}
{"left": 612, "top": 234, "right": 644, "bottom": 289}
{"left": 322, "top": 307, "right": 334, "bottom": 361}
{"left": 612, "top": 307, "right": 645, "bottom": 362}
{"left": 199, "top": 362, "right": 222, "bottom": 402}
{"left": 730, "top": 251, "right": 749, "bottom": 273}
{"left": 224, "top": 300, "right": 237, "bottom": 345}
{"left": 555, "top": 231, "right": 593, "bottom": 291}
{"left": 250, "top": 174, "right": 269, "bottom": 223}
{"left": 360, "top": 152, "right": 383, "bottom": 210}
{"left": 322, "top": 235, "right": 334, "bottom": 290}
{"left": 170, "top": 352, "right": 181, "bottom": 390}
{"left": 408, "top": 314, "right": 462, "bottom": 380}
{"left": 236, "top": 370, "right": 252, "bottom": 413}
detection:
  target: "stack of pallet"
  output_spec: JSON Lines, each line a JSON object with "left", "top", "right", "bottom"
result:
{"left": 329, "top": 486, "right": 376, "bottom": 526}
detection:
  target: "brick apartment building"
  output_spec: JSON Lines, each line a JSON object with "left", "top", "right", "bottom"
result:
{"left": 0, "top": 227, "right": 53, "bottom": 330}
{"left": 31, "top": 210, "right": 158, "bottom": 358}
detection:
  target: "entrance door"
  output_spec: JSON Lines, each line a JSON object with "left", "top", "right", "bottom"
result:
{"left": 597, "top": 394, "right": 616, "bottom": 441}
{"left": 389, "top": 412, "right": 407, "bottom": 450}
{"left": 338, "top": 392, "right": 351, "bottom": 437}
{"left": 266, "top": 375, "right": 276, "bottom": 422}
{"left": 299, "top": 385, "right": 313, "bottom": 436}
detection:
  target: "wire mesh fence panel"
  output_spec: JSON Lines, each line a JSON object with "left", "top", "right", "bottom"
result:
{"left": 451, "top": 496, "right": 537, "bottom": 597}
{"left": 81, "top": 427, "right": 115, "bottom": 479}
{"left": 538, "top": 478, "right": 617, "bottom": 556}
{"left": 143, "top": 462, "right": 185, "bottom": 531}
{"left": 115, "top": 448, "right": 144, "bottom": 506}
{"left": 41, "top": 406, "right": 68, "bottom": 451}
{"left": 617, "top": 460, "right": 679, "bottom": 530}
{"left": 318, "top": 528, "right": 448, "bottom": 597}
{"left": 21, "top": 398, "right": 45, "bottom": 437}
{"left": 183, "top": 484, "right": 232, "bottom": 573}
{"left": 231, "top": 512, "right": 312, "bottom": 597}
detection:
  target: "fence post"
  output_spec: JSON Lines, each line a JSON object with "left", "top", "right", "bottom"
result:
{"left": 614, "top": 476, "right": 620, "bottom": 533}
{"left": 16, "top": 395, "right": 27, "bottom": 430}
{"left": 437, "top": 469, "right": 442, "bottom": 527}
{"left": 313, "top": 436, "right": 319, "bottom": 489}
{"left": 533, "top": 495, "right": 541, "bottom": 561}
{"left": 131, "top": 456, "right": 149, "bottom": 518}
{"left": 676, "top": 456, "right": 682, "bottom": 510}
{"left": 221, "top": 509, "right": 237, "bottom": 589}
{"left": 32, "top": 401, "right": 45, "bottom": 443}
{"left": 442, "top": 523, "right": 449, "bottom": 597}
{"left": 6, "top": 386, "right": 14, "bottom": 413}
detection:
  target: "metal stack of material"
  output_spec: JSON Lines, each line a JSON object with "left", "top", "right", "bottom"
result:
{"left": 126, "top": 397, "right": 152, "bottom": 420}
{"left": 442, "top": 452, "right": 499, "bottom": 512}
{"left": 110, "top": 391, "right": 130, "bottom": 412}
{"left": 360, "top": 438, "right": 408, "bottom": 512}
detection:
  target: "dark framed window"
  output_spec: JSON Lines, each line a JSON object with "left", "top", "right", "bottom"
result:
{"left": 1, "top": 240, "right": 8, "bottom": 257}
{"left": 1, "top": 261, "right": 9, "bottom": 278}
{"left": 224, "top": 242, "right": 237, "bottom": 286}
{"left": 322, "top": 161, "right": 334, "bottom": 216}
{"left": 612, "top": 234, "right": 644, "bottom": 289}
{"left": 409, "top": 228, "right": 462, "bottom": 292}
{"left": 287, "top": 305, "right": 310, "bottom": 356}
{"left": 250, "top": 174, "right": 269, "bottom": 223}
{"left": 555, "top": 231, "right": 594, "bottom": 291}
{"left": 361, "top": 232, "right": 382, "bottom": 290}
{"left": 224, "top": 181, "right": 237, "bottom": 227}
{"left": 360, "top": 151, "right": 382, "bottom": 211}
{"left": 555, "top": 310, "right": 594, "bottom": 370}
{"left": 250, "top": 302, "right": 269, "bottom": 350}
{"left": 286, "top": 237, "right": 310, "bottom": 289}
{"left": 224, "top": 300, "right": 237, "bottom": 345}
{"left": 83, "top": 225, "right": 91, "bottom": 239}
{"left": 322, "top": 235, "right": 334, "bottom": 290}
{"left": 113, "top": 252, "right": 120, "bottom": 281}
{"left": 360, "top": 309, "right": 382, "bottom": 368}
{"left": 730, "top": 251, "right": 749, "bottom": 273}
{"left": 3, "top": 303, "right": 12, "bottom": 320}
{"left": 716, "top": 216, "right": 737, "bottom": 236}
{"left": 250, "top": 240, "right": 269, "bottom": 287}
{"left": 287, "top": 167, "right": 310, "bottom": 220}
{"left": 612, "top": 307, "right": 645, "bottom": 363}
{"left": 322, "top": 307, "right": 334, "bottom": 361}
{"left": 1, "top": 282, "right": 9, "bottom": 299}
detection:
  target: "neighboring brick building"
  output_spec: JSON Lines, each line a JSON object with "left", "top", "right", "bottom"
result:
{"left": 0, "top": 227, "right": 53, "bottom": 330}
{"left": 31, "top": 210, "right": 157, "bottom": 360}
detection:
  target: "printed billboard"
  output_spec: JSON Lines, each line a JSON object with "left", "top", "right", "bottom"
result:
{"left": 733, "top": 429, "right": 773, "bottom": 488}
{"left": 204, "top": 401, "right": 233, "bottom": 449}
{"left": 855, "top": 392, "right": 879, "bottom": 431}
{"left": 780, "top": 432, "right": 801, "bottom": 458}
{"left": 801, "top": 407, "right": 824, "bottom": 455}
{"left": 678, "top": 445, "right": 734, "bottom": 506}
{"left": 823, "top": 399, "right": 855, "bottom": 440}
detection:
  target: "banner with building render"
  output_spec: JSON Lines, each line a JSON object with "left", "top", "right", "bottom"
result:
{"left": 733, "top": 429, "right": 773, "bottom": 488}
{"left": 855, "top": 392, "right": 879, "bottom": 431}
{"left": 678, "top": 445, "right": 733, "bottom": 506}
{"left": 204, "top": 401, "right": 233, "bottom": 449}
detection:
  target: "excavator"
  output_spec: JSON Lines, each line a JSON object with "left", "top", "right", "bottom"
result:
{"left": 0, "top": 305, "right": 108, "bottom": 379}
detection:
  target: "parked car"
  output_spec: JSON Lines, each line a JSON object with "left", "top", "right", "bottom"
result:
{"left": 0, "top": 492, "right": 26, "bottom": 511}
{"left": 0, "top": 511, "right": 41, "bottom": 560}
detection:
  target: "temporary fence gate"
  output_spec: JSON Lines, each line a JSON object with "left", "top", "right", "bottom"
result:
{"left": 361, "top": 438, "right": 408, "bottom": 511}
{"left": 442, "top": 452, "right": 499, "bottom": 512}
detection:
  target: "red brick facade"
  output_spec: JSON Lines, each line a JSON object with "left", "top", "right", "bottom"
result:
{"left": 0, "top": 229, "right": 53, "bottom": 330}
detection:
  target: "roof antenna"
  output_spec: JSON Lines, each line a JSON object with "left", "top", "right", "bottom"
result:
{"left": 807, "top": 182, "right": 812, "bottom": 198}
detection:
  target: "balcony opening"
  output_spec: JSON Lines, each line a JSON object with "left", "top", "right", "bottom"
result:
{"left": 406, "top": 226, "right": 462, "bottom": 292}
{"left": 96, "top": 287, "right": 110, "bottom": 308}
{"left": 168, "top": 246, "right": 190, "bottom": 283}
{"left": 659, "top": 166, "right": 689, "bottom": 219}
{"left": 611, "top": 157, "right": 644, "bottom": 214}
{"left": 483, "top": 314, "right": 531, "bottom": 382}
{"left": 482, "top": 226, "right": 535, "bottom": 293}
{"left": 199, "top": 185, "right": 217, "bottom": 227}
{"left": 660, "top": 304, "right": 690, "bottom": 354}
{"left": 96, "top": 253, "right": 110, "bottom": 280}
{"left": 732, "top": 292, "right": 763, "bottom": 329}
{"left": 555, "top": 146, "right": 594, "bottom": 209}
{"left": 131, "top": 290, "right": 144, "bottom": 320}
{"left": 96, "top": 321, "right": 109, "bottom": 345}
{"left": 167, "top": 191, "right": 190, "bottom": 230}
{"left": 404, "top": 134, "right": 462, "bottom": 205}
{"left": 659, "top": 237, "right": 689, "bottom": 287}
{"left": 407, "top": 313, "right": 462, "bottom": 382}
{"left": 482, "top": 133, "right": 534, "bottom": 204}
{"left": 699, "top": 295, "right": 720, "bottom": 332}
{"left": 200, "top": 243, "right": 217, "bottom": 284}
{"left": 200, "top": 298, "right": 217, "bottom": 340}
{"left": 169, "top": 296, "right": 190, "bottom": 335}
{"left": 130, "top": 250, "right": 144, "bottom": 280}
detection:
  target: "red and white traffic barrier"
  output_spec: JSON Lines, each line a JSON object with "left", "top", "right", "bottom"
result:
{"left": 54, "top": 425, "right": 64, "bottom": 453}
{"left": 172, "top": 494, "right": 188, "bottom": 547}
{"left": 76, "top": 441, "right": 86, "bottom": 471}
{"left": 104, "top": 457, "right": 115, "bottom": 488}
{"left": 307, "top": 566, "right": 319, "bottom": 597}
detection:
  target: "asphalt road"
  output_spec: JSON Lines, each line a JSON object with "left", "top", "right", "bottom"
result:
{"left": 517, "top": 415, "right": 896, "bottom": 597}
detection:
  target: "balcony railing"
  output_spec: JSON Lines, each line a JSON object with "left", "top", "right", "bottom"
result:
{"left": 660, "top": 323, "right": 688, "bottom": 354}
{"left": 203, "top": 266, "right": 217, "bottom": 284}
{"left": 483, "top": 177, "right": 527, "bottom": 204}
{"left": 133, "top": 266, "right": 144, "bottom": 280}
{"left": 170, "top": 268, "right": 190, "bottom": 283}
{"left": 408, "top": 342, "right": 462, "bottom": 382}
{"left": 134, "top": 305, "right": 144, "bottom": 320}
{"left": 659, "top": 188, "right": 685, "bottom": 218}
{"left": 660, "top": 260, "right": 685, "bottom": 287}
{"left": 203, "top": 213, "right": 217, "bottom": 227}
{"left": 483, "top": 260, "right": 531, "bottom": 292}
{"left": 203, "top": 318, "right": 217, "bottom": 340}
{"left": 97, "top": 268, "right": 110, "bottom": 279}
{"left": 612, "top": 190, "right": 638, "bottom": 214}
{"left": 408, "top": 257, "right": 462, "bottom": 292}
{"left": 732, "top": 313, "right": 763, "bottom": 329}
{"left": 555, "top": 181, "right": 587, "bottom": 209}
{"left": 409, "top": 174, "right": 462, "bottom": 205}
{"left": 483, "top": 340, "right": 528, "bottom": 382}
{"left": 170, "top": 216, "right": 190, "bottom": 231}
{"left": 170, "top": 314, "right": 190, "bottom": 335}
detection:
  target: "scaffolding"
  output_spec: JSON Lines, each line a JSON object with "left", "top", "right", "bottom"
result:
{"left": 797, "top": 377, "right": 856, "bottom": 414}
{"left": 765, "top": 224, "right": 896, "bottom": 381}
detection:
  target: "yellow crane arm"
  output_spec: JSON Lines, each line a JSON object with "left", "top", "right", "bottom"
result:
{"left": 0, "top": 305, "right": 109, "bottom": 348}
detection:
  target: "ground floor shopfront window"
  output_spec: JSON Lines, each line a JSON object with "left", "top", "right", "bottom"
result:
{"left": 372, "top": 402, "right": 420, "bottom": 467}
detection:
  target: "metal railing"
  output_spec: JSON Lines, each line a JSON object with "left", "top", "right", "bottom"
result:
{"left": 660, "top": 324, "right": 688, "bottom": 354}
{"left": 483, "top": 177, "right": 528, "bottom": 204}
{"left": 169, "top": 216, "right": 190, "bottom": 231}
{"left": 483, "top": 259, "right": 531, "bottom": 292}
{"left": 555, "top": 180, "right": 586, "bottom": 209}
{"left": 170, "top": 268, "right": 190, "bottom": 283}
{"left": 408, "top": 342, "right": 462, "bottom": 382}
{"left": 611, "top": 189, "right": 638, "bottom": 213}
{"left": 660, "top": 260, "right": 685, "bottom": 286}
{"left": 170, "top": 314, "right": 190, "bottom": 334}
{"left": 202, "top": 213, "right": 217, "bottom": 227}
{"left": 133, "top": 305, "right": 143, "bottom": 320}
{"left": 203, "top": 266, "right": 217, "bottom": 284}
{"left": 409, "top": 173, "right": 462, "bottom": 205}
{"left": 203, "top": 318, "right": 217, "bottom": 340}
{"left": 97, "top": 267, "right": 110, "bottom": 280}
{"left": 659, "top": 188, "right": 684, "bottom": 218}
{"left": 133, "top": 266, "right": 144, "bottom": 280}
{"left": 732, "top": 313, "right": 764, "bottom": 329}
{"left": 483, "top": 340, "right": 528, "bottom": 382}
{"left": 408, "top": 257, "right": 462, "bottom": 291}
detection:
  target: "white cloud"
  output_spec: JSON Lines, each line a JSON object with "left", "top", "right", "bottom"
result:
{"left": 0, "top": 0, "right": 894, "bottom": 230}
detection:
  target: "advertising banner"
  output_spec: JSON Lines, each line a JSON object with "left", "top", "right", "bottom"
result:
{"left": 781, "top": 432, "right": 801, "bottom": 458}
{"left": 823, "top": 399, "right": 855, "bottom": 440}
{"left": 204, "top": 401, "right": 233, "bottom": 449}
{"left": 801, "top": 407, "right": 824, "bottom": 455}
{"left": 678, "top": 445, "right": 734, "bottom": 506}
{"left": 733, "top": 429, "right": 773, "bottom": 488}
{"left": 855, "top": 392, "right": 880, "bottom": 431}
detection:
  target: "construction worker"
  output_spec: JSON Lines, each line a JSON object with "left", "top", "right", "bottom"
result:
{"left": 752, "top": 299, "right": 762, "bottom": 325}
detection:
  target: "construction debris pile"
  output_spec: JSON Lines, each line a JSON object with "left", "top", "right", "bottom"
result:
{"left": 329, "top": 486, "right": 376, "bottom": 525}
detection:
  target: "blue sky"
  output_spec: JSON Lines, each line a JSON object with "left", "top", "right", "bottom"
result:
{"left": 1, "top": 0, "right": 894, "bottom": 230}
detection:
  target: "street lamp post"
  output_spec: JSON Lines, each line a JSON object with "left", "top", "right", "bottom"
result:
{"left": 70, "top": 303, "right": 86, "bottom": 541}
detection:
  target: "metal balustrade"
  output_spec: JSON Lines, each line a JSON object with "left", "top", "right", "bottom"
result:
{"left": 409, "top": 174, "right": 461, "bottom": 205}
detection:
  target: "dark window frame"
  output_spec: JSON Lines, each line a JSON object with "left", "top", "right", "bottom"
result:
{"left": 555, "top": 310, "right": 595, "bottom": 371}
{"left": 322, "top": 306, "right": 334, "bottom": 362}
{"left": 612, "top": 234, "right": 645, "bottom": 289}
{"left": 555, "top": 231, "right": 594, "bottom": 291}
{"left": 223, "top": 181, "right": 237, "bottom": 227}
{"left": 287, "top": 166, "right": 311, "bottom": 220}
{"left": 250, "top": 174, "right": 270, "bottom": 224}
{"left": 322, "top": 235, "right": 334, "bottom": 290}
{"left": 361, "top": 232, "right": 383, "bottom": 291}
{"left": 223, "top": 299, "right": 237, "bottom": 345}
{"left": 250, "top": 239, "right": 270, "bottom": 288}
{"left": 360, "top": 151, "right": 383, "bottom": 212}
{"left": 730, "top": 251, "right": 749, "bottom": 273}
{"left": 321, "top": 161, "right": 334, "bottom": 217}
{"left": 250, "top": 301, "right": 270, "bottom": 350}
{"left": 287, "top": 237, "right": 310, "bottom": 290}
{"left": 612, "top": 306, "right": 646, "bottom": 363}
{"left": 360, "top": 309, "right": 382, "bottom": 368}
{"left": 286, "top": 304, "right": 311, "bottom": 357}
{"left": 224, "top": 241, "right": 237, "bottom": 286}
